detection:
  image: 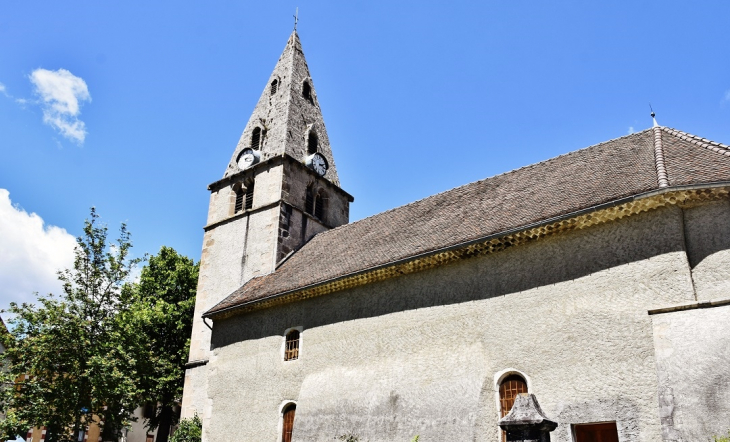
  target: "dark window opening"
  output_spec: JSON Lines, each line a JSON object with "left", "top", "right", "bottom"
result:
{"left": 234, "top": 187, "right": 244, "bottom": 213}
{"left": 282, "top": 403, "right": 296, "bottom": 442}
{"left": 307, "top": 132, "right": 318, "bottom": 155}
{"left": 574, "top": 422, "right": 619, "bottom": 442}
{"left": 499, "top": 374, "right": 528, "bottom": 442}
{"left": 270, "top": 79, "right": 278, "bottom": 95}
{"left": 314, "top": 192, "right": 325, "bottom": 220}
{"left": 143, "top": 403, "right": 156, "bottom": 419}
{"left": 302, "top": 80, "right": 312, "bottom": 101}
{"left": 305, "top": 186, "right": 314, "bottom": 215}
{"left": 245, "top": 181, "right": 255, "bottom": 210}
{"left": 285, "top": 330, "right": 300, "bottom": 361}
{"left": 251, "top": 127, "right": 261, "bottom": 150}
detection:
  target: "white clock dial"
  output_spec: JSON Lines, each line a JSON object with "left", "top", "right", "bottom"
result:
{"left": 237, "top": 148, "right": 259, "bottom": 169}
{"left": 312, "top": 154, "right": 327, "bottom": 176}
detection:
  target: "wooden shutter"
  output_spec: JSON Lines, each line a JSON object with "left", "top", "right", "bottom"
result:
{"left": 574, "top": 422, "right": 619, "bottom": 442}
{"left": 271, "top": 79, "right": 278, "bottom": 95}
{"left": 245, "top": 181, "right": 255, "bottom": 210}
{"left": 234, "top": 189, "right": 244, "bottom": 213}
{"left": 251, "top": 128, "right": 261, "bottom": 150}
{"left": 314, "top": 193, "right": 324, "bottom": 220}
{"left": 307, "top": 132, "right": 318, "bottom": 154}
{"left": 282, "top": 404, "right": 296, "bottom": 442}
{"left": 305, "top": 187, "right": 314, "bottom": 215}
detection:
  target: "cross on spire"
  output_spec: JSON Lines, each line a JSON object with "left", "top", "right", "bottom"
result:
{"left": 293, "top": 7, "right": 299, "bottom": 31}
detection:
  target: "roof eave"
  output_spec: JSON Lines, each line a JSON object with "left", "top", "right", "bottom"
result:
{"left": 204, "top": 181, "right": 730, "bottom": 321}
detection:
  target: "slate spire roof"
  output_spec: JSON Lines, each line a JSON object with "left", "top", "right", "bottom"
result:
{"left": 207, "top": 126, "right": 730, "bottom": 318}
{"left": 223, "top": 31, "right": 340, "bottom": 185}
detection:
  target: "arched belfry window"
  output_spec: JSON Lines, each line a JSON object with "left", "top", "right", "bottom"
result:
{"left": 307, "top": 132, "right": 318, "bottom": 155}
{"left": 284, "top": 330, "right": 300, "bottom": 361}
{"left": 233, "top": 184, "right": 244, "bottom": 214}
{"left": 244, "top": 179, "right": 255, "bottom": 211}
{"left": 251, "top": 127, "right": 262, "bottom": 150}
{"left": 499, "top": 374, "right": 528, "bottom": 442}
{"left": 302, "top": 80, "right": 312, "bottom": 101}
{"left": 281, "top": 403, "right": 296, "bottom": 442}
{"left": 314, "top": 190, "right": 325, "bottom": 220}
{"left": 305, "top": 185, "right": 314, "bottom": 215}
{"left": 270, "top": 79, "right": 278, "bottom": 95}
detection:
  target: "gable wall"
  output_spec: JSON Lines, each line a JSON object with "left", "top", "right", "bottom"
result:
{"left": 650, "top": 199, "right": 730, "bottom": 441}
{"left": 205, "top": 201, "right": 729, "bottom": 441}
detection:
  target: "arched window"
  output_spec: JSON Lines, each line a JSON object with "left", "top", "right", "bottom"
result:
{"left": 499, "top": 374, "right": 528, "bottom": 442}
{"left": 244, "top": 180, "right": 255, "bottom": 210}
{"left": 281, "top": 403, "right": 296, "bottom": 442}
{"left": 307, "top": 132, "right": 318, "bottom": 155}
{"left": 251, "top": 127, "right": 262, "bottom": 150}
{"left": 302, "top": 80, "right": 312, "bottom": 101}
{"left": 314, "top": 190, "right": 325, "bottom": 220}
{"left": 284, "top": 330, "right": 300, "bottom": 361}
{"left": 234, "top": 185, "right": 244, "bottom": 214}
{"left": 270, "top": 79, "right": 278, "bottom": 95}
{"left": 305, "top": 185, "right": 314, "bottom": 215}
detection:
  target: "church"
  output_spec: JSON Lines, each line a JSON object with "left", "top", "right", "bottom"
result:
{"left": 181, "top": 31, "right": 730, "bottom": 442}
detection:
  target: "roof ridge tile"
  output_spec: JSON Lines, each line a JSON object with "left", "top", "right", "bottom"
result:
{"left": 661, "top": 127, "right": 730, "bottom": 157}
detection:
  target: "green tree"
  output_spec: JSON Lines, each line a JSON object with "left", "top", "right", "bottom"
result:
{"left": 0, "top": 208, "right": 141, "bottom": 442}
{"left": 126, "top": 246, "right": 199, "bottom": 442}
{"left": 168, "top": 415, "right": 201, "bottom": 442}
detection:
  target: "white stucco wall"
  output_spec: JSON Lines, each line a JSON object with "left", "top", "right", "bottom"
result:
{"left": 204, "top": 204, "right": 713, "bottom": 442}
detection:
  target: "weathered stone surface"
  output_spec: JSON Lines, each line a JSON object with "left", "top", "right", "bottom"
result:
{"left": 499, "top": 394, "right": 557, "bottom": 441}
{"left": 223, "top": 31, "right": 340, "bottom": 187}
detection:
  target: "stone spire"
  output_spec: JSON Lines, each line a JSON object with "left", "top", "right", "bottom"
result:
{"left": 223, "top": 31, "right": 341, "bottom": 186}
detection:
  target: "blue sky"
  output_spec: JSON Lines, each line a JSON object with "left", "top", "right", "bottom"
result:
{"left": 1, "top": 1, "right": 729, "bottom": 310}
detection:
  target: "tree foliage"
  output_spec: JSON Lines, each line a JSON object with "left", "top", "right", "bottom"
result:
{"left": 125, "top": 246, "right": 199, "bottom": 442}
{"left": 168, "top": 415, "right": 201, "bottom": 442}
{"left": 0, "top": 209, "right": 141, "bottom": 441}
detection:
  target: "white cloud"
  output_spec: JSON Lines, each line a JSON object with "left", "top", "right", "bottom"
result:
{"left": 0, "top": 82, "right": 7, "bottom": 97}
{"left": 0, "top": 189, "right": 76, "bottom": 310}
{"left": 29, "top": 68, "right": 91, "bottom": 144}
{"left": 628, "top": 126, "right": 635, "bottom": 134}
{"left": 724, "top": 90, "right": 730, "bottom": 103}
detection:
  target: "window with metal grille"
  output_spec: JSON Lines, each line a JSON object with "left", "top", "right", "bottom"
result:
{"left": 302, "top": 80, "right": 311, "bottom": 101}
{"left": 284, "top": 330, "right": 300, "bottom": 361}
{"left": 574, "top": 422, "right": 619, "bottom": 442}
{"left": 245, "top": 181, "right": 254, "bottom": 210}
{"left": 314, "top": 191, "right": 325, "bottom": 220}
{"left": 234, "top": 187, "right": 244, "bottom": 213}
{"left": 307, "top": 132, "right": 318, "bottom": 154}
{"left": 281, "top": 403, "right": 296, "bottom": 442}
{"left": 500, "top": 374, "right": 528, "bottom": 442}
{"left": 251, "top": 127, "right": 261, "bottom": 150}
{"left": 270, "top": 79, "right": 278, "bottom": 95}
{"left": 305, "top": 186, "right": 314, "bottom": 215}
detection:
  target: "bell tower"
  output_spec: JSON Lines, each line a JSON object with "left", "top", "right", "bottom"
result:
{"left": 181, "top": 31, "right": 354, "bottom": 420}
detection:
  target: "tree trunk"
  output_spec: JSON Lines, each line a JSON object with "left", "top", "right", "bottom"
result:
{"left": 154, "top": 405, "right": 173, "bottom": 442}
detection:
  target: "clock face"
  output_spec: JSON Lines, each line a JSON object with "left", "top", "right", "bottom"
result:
{"left": 237, "top": 148, "right": 256, "bottom": 169}
{"left": 311, "top": 153, "right": 328, "bottom": 176}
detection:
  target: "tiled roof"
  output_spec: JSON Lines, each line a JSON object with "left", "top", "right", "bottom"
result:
{"left": 207, "top": 127, "right": 730, "bottom": 316}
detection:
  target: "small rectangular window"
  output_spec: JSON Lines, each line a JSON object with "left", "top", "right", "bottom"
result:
{"left": 285, "top": 330, "right": 300, "bottom": 361}
{"left": 573, "top": 422, "right": 619, "bottom": 442}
